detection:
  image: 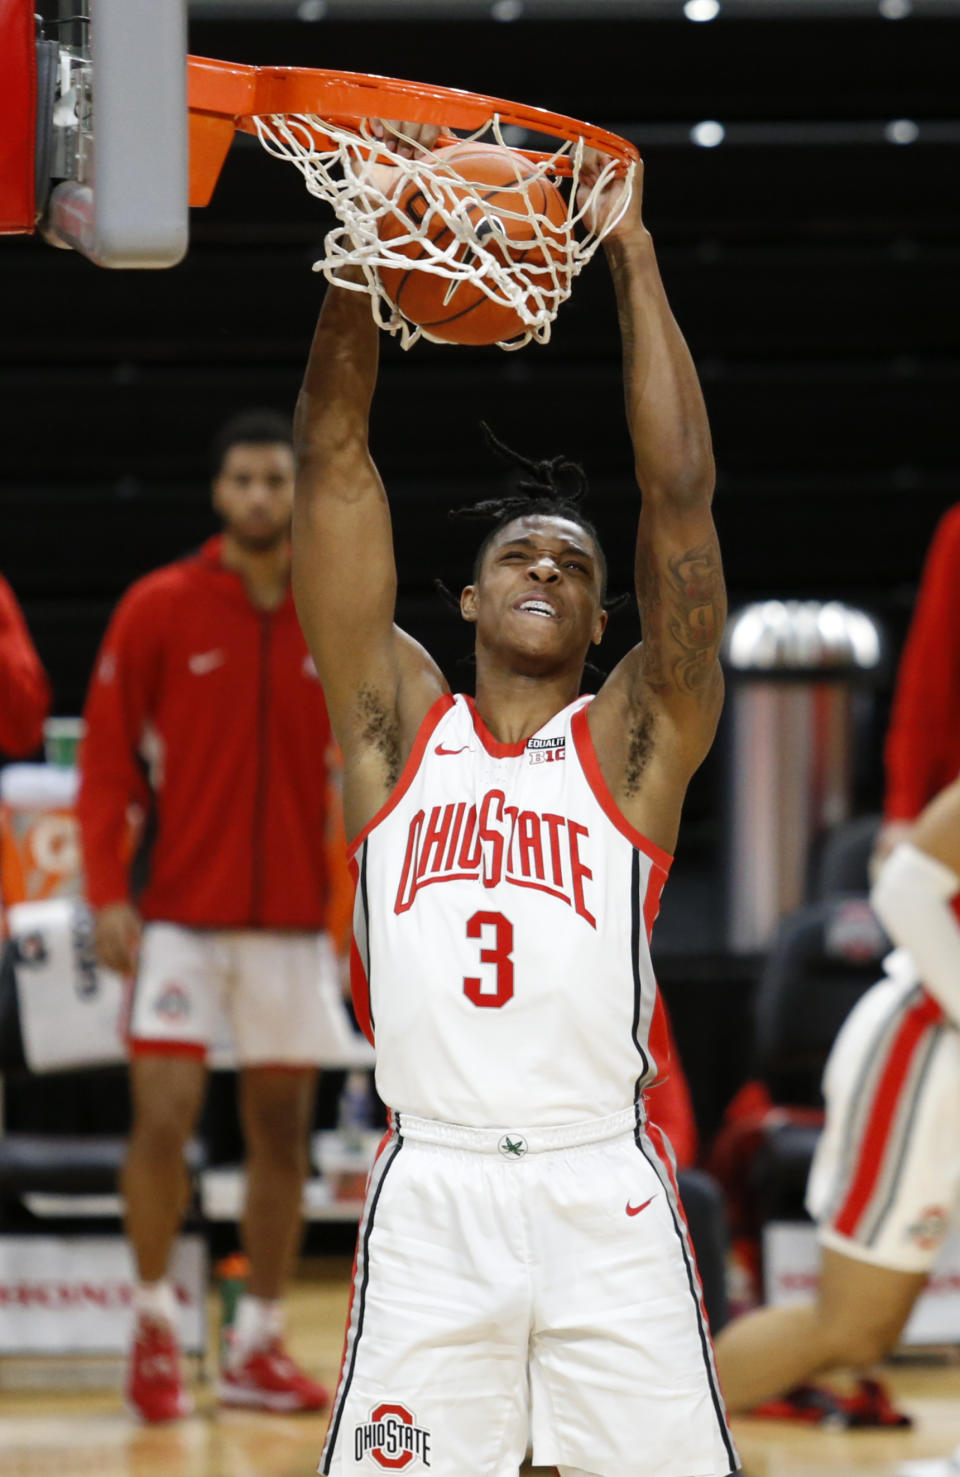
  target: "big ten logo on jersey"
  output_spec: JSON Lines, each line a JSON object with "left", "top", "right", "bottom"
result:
{"left": 354, "top": 1403, "right": 432, "bottom": 1470}
{"left": 394, "top": 789, "right": 596, "bottom": 927}
{"left": 526, "top": 735, "right": 565, "bottom": 765}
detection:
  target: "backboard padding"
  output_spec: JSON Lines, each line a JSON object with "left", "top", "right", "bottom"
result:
{"left": 44, "top": 0, "right": 189, "bottom": 269}
{"left": 0, "top": 0, "right": 37, "bottom": 234}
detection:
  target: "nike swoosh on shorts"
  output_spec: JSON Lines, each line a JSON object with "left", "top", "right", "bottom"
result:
{"left": 625, "top": 1196, "right": 655, "bottom": 1217}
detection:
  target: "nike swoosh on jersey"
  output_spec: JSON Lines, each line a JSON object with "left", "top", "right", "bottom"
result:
{"left": 434, "top": 744, "right": 469, "bottom": 756}
{"left": 188, "top": 649, "right": 226, "bottom": 675}
{"left": 625, "top": 1196, "right": 656, "bottom": 1217}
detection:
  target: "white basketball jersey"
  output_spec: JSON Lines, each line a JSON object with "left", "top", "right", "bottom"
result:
{"left": 348, "top": 693, "right": 672, "bottom": 1127}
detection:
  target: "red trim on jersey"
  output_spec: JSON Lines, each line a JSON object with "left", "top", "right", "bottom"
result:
{"left": 643, "top": 864, "right": 668, "bottom": 943}
{"left": 645, "top": 994, "right": 698, "bottom": 1169}
{"left": 833, "top": 991, "right": 944, "bottom": 1238}
{"left": 351, "top": 944, "right": 373, "bottom": 1046}
{"left": 128, "top": 1038, "right": 207, "bottom": 1060}
{"left": 347, "top": 694, "right": 455, "bottom": 859}
{"left": 348, "top": 852, "right": 374, "bottom": 1045}
{"left": 570, "top": 704, "right": 674, "bottom": 874}
{"left": 464, "top": 696, "right": 529, "bottom": 757}
{"left": 647, "top": 1120, "right": 714, "bottom": 1331}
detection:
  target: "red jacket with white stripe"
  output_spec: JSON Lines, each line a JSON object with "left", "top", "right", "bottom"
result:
{"left": 0, "top": 573, "right": 51, "bottom": 758}
{"left": 78, "top": 536, "right": 344, "bottom": 931}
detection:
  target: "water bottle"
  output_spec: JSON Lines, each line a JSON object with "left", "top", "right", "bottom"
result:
{"left": 336, "top": 1070, "right": 373, "bottom": 1198}
{"left": 214, "top": 1252, "right": 249, "bottom": 1363}
{"left": 337, "top": 1070, "right": 373, "bottom": 1153}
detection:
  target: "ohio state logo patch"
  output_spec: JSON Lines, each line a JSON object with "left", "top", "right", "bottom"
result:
{"left": 906, "top": 1205, "right": 950, "bottom": 1252}
{"left": 354, "top": 1403, "right": 432, "bottom": 1469}
{"left": 154, "top": 983, "right": 190, "bottom": 1022}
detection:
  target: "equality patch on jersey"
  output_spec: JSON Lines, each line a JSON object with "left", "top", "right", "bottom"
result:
{"left": 353, "top": 1403, "right": 432, "bottom": 1469}
{"left": 525, "top": 735, "right": 566, "bottom": 765}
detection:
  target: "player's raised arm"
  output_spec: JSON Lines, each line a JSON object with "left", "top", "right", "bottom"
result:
{"left": 293, "top": 272, "right": 395, "bottom": 706}
{"left": 588, "top": 157, "right": 725, "bottom": 788}
{"left": 293, "top": 265, "right": 447, "bottom": 835}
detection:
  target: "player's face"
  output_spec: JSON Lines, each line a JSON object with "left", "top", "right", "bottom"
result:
{"left": 212, "top": 442, "right": 295, "bottom": 553}
{"left": 462, "top": 515, "right": 607, "bottom": 672}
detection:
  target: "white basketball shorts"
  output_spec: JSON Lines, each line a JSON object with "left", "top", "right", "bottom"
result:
{"left": 128, "top": 922, "right": 344, "bottom": 1067}
{"left": 807, "top": 974, "right": 960, "bottom": 1272}
{"left": 320, "top": 1110, "right": 739, "bottom": 1477}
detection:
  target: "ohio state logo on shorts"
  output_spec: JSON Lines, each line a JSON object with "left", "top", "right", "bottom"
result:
{"left": 354, "top": 1403, "right": 432, "bottom": 1469}
{"left": 154, "top": 983, "right": 190, "bottom": 1022}
{"left": 906, "top": 1205, "right": 950, "bottom": 1252}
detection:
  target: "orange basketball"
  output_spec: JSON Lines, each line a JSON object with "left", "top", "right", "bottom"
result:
{"left": 377, "top": 142, "right": 569, "bottom": 346}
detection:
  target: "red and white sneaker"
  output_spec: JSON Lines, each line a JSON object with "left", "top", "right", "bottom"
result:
{"left": 217, "top": 1338, "right": 330, "bottom": 1413}
{"left": 127, "top": 1315, "right": 193, "bottom": 1423}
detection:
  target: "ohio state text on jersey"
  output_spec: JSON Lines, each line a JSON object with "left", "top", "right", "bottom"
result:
{"left": 349, "top": 694, "right": 672, "bottom": 1128}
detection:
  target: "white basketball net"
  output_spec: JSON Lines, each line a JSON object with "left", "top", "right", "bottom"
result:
{"left": 253, "top": 114, "right": 634, "bottom": 350}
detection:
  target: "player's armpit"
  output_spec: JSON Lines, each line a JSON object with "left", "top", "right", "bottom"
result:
{"left": 335, "top": 629, "right": 449, "bottom": 843}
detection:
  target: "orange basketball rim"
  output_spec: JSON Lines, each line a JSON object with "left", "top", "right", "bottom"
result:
{"left": 186, "top": 58, "right": 638, "bottom": 206}
{"left": 186, "top": 57, "right": 641, "bottom": 351}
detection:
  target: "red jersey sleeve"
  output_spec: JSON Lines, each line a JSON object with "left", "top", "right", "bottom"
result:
{"left": 884, "top": 504, "right": 960, "bottom": 821}
{"left": 77, "top": 581, "right": 165, "bottom": 908}
{"left": 0, "top": 574, "right": 52, "bottom": 757}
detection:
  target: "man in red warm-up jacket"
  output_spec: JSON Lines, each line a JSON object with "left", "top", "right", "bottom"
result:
{"left": 876, "top": 503, "right": 960, "bottom": 864}
{"left": 0, "top": 572, "right": 51, "bottom": 757}
{"left": 79, "top": 410, "right": 349, "bottom": 1422}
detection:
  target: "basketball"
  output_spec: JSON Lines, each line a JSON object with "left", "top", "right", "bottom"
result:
{"left": 377, "top": 142, "right": 569, "bottom": 346}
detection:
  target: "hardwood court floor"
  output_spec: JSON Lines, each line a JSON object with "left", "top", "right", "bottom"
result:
{"left": 2, "top": 1258, "right": 959, "bottom": 1477}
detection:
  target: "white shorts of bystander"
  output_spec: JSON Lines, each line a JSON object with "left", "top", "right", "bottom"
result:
{"left": 128, "top": 922, "right": 350, "bottom": 1066}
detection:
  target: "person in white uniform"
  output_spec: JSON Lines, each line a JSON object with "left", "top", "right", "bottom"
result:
{"left": 293, "top": 129, "right": 737, "bottom": 1477}
{"left": 714, "top": 773, "right": 960, "bottom": 1417}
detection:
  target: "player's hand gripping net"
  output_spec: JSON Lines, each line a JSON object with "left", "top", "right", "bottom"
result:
{"left": 253, "top": 112, "right": 636, "bottom": 350}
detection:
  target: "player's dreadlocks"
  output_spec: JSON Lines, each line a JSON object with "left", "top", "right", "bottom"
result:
{"left": 450, "top": 422, "right": 606, "bottom": 594}
{"left": 436, "top": 424, "right": 628, "bottom": 617}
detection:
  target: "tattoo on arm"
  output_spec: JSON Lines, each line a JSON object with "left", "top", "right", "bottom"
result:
{"left": 636, "top": 536, "right": 724, "bottom": 697}
{"left": 666, "top": 541, "right": 723, "bottom": 692}
{"left": 634, "top": 542, "right": 667, "bottom": 689}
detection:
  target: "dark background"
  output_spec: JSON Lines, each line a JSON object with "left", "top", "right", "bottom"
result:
{"left": 3, "top": 3, "right": 959, "bottom": 1150}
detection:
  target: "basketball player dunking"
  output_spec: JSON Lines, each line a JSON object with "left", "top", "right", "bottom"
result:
{"left": 294, "top": 132, "right": 738, "bottom": 1477}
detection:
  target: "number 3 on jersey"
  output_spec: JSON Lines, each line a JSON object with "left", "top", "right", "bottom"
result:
{"left": 464, "top": 910, "right": 514, "bottom": 1008}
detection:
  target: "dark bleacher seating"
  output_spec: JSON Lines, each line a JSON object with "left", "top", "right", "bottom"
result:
{"left": 815, "top": 814, "right": 883, "bottom": 901}
{"left": 748, "top": 897, "right": 891, "bottom": 1222}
